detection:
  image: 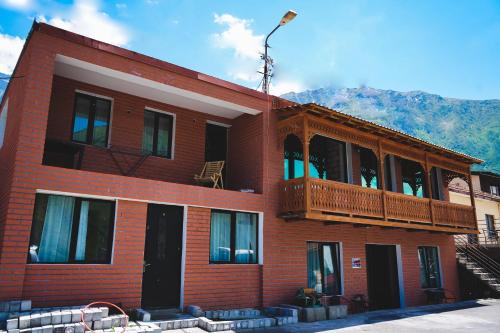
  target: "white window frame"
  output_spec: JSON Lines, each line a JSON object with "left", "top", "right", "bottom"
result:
{"left": 144, "top": 106, "right": 176, "bottom": 160}
{"left": 74, "top": 90, "right": 114, "bottom": 148}
{"left": 28, "top": 192, "right": 117, "bottom": 266}
{"left": 0, "top": 99, "right": 9, "bottom": 149}
{"left": 490, "top": 185, "right": 499, "bottom": 196}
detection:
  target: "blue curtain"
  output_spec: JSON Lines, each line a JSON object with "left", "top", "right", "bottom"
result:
{"left": 38, "top": 195, "right": 75, "bottom": 263}
{"left": 210, "top": 212, "right": 231, "bottom": 262}
{"left": 75, "top": 200, "right": 89, "bottom": 261}
{"left": 235, "top": 213, "right": 257, "bottom": 263}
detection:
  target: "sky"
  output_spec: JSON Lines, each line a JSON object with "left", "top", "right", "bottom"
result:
{"left": 1, "top": 0, "right": 499, "bottom": 99}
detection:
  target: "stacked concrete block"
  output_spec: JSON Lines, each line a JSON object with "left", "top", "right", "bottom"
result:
{"left": 0, "top": 301, "right": 128, "bottom": 333}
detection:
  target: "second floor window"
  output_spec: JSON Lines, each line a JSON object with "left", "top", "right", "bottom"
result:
{"left": 142, "top": 110, "right": 174, "bottom": 158}
{"left": 490, "top": 185, "right": 499, "bottom": 196}
{"left": 485, "top": 214, "right": 496, "bottom": 239}
{"left": 71, "top": 93, "right": 112, "bottom": 147}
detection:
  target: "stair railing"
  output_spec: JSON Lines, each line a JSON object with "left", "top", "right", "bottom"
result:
{"left": 455, "top": 234, "right": 500, "bottom": 283}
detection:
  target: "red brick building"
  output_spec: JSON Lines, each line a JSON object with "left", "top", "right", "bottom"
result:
{"left": 0, "top": 23, "right": 481, "bottom": 311}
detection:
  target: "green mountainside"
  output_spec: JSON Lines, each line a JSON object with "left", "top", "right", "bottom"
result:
{"left": 282, "top": 87, "right": 500, "bottom": 173}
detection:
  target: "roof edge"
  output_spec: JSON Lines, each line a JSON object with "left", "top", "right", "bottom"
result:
{"left": 275, "top": 102, "right": 483, "bottom": 165}
{"left": 34, "top": 22, "right": 270, "bottom": 101}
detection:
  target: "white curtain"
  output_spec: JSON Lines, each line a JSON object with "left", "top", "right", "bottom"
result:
{"left": 235, "top": 213, "right": 257, "bottom": 263}
{"left": 38, "top": 195, "right": 75, "bottom": 263}
{"left": 75, "top": 200, "right": 89, "bottom": 261}
{"left": 210, "top": 212, "right": 231, "bottom": 262}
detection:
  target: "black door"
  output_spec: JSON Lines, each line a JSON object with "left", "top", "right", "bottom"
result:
{"left": 205, "top": 123, "right": 228, "bottom": 162}
{"left": 365, "top": 244, "right": 400, "bottom": 310}
{"left": 142, "top": 204, "right": 183, "bottom": 308}
{"left": 205, "top": 123, "right": 228, "bottom": 183}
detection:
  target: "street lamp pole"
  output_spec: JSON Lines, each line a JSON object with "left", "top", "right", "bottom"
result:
{"left": 262, "top": 10, "right": 297, "bottom": 94}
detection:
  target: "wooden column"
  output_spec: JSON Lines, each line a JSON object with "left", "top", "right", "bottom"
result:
{"left": 467, "top": 169, "right": 479, "bottom": 230}
{"left": 424, "top": 153, "right": 435, "bottom": 226}
{"left": 377, "top": 140, "right": 387, "bottom": 220}
{"left": 303, "top": 115, "right": 311, "bottom": 213}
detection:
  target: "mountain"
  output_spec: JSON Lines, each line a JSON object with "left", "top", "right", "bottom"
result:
{"left": 282, "top": 87, "right": 500, "bottom": 173}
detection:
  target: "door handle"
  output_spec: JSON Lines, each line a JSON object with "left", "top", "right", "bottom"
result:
{"left": 143, "top": 261, "right": 151, "bottom": 273}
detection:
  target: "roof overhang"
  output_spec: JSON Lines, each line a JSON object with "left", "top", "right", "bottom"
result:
{"left": 275, "top": 102, "right": 483, "bottom": 165}
{"left": 54, "top": 55, "right": 262, "bottom": 119}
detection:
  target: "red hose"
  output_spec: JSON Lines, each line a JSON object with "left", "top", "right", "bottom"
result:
{"left": 81, "top": 301, "right": 128, "bottom": 332}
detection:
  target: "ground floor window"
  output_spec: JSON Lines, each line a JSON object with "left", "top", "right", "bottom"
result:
{"left": 307, "top": 242, "right": 342, "bottom": 295}
{"left": 28, "top": 193, "right": 115, "bottom": 264}
{"left": 418, "top": 246, "right": 441, "bottom": 288}
{"left": 209, "top": 210, "right": 258, "bottom": 264}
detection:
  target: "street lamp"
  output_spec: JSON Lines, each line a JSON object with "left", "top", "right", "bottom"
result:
{"left": 262, "top": 10, "right": 297, "bottom": 94}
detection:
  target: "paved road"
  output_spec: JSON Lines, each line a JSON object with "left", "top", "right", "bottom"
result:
{"left": 167, "top": 299, "right": 500, "bottom": 333}
{"left": 247, "top": 299, "right": 500, "bottom": 333}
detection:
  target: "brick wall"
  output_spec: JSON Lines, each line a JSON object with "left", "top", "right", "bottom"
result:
{"left": 0, "top": 29, "right": 267, "bottom": 305}
{"left": 227, "top": 113, "right": 263, "bottom": 193}
{"left": 45, "top": 76, "right": 262, "bottom": 192}
{"left": 260, "top": 220, "right": 459, "bottom": 307}
{"left": 0, "top": 24, "right": 461, "bottom": 311}
{"left": 261, "top": 107, "right": 460, "bottom": 309}
{"left": 183, "top": 207, "right": 261, "bottom": 309}
{"left": 22, "top": 200, "right": 147, "bottom": 308}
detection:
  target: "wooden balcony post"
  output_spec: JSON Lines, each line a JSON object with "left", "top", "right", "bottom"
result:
{"left": 467, "top": 169, "right": 479, "bottom": 230}
{"left": 303, "top": 115, "right": 311, "bottom": 213}
{"left": 424, "top": 153, "right": 435, "bottom": 225}
{"left": 377, "top": 139, "right": 387, "bottom": 220}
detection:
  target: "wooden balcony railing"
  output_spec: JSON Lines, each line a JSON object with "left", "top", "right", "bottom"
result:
{"left": 280, "top": 177, "right": 477, "bottom": 233}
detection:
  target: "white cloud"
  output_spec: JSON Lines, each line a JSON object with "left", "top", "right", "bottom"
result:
{"left": 212, "top": 13, "right": 264, "bottom": 83}
{"left": 1, "top": 0, "right": 34, "bottom": 10}
{"left": 211, "top": 13, "right": 306, "bottom": 95}
{"left": 0, "top": 33, "right": 25, "bottom": 74}
{"left": 213, "top": 14, "right": 263, "bottom": 61}
{"left": 115, "top": 3, "right": 127, "bottom": 9}
{"left": 39, "top": 0, "right": 130, "bottom": 46}
{"left": 270, "top": 79, "right": 305, "bottom": 96}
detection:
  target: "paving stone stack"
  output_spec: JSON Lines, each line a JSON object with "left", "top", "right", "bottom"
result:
{"left": 0, "top": 300, "right": 129, "bottom": 333}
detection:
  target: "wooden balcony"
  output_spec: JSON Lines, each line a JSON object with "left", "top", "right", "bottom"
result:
{"left": 280, "top": 177, "right": 477, "bottom": 234}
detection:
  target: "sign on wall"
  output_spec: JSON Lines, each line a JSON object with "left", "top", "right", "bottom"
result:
{"left": 352, "top": 257, "right": 362, "bottom": 269}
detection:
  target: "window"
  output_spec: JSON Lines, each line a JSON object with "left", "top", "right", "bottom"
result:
{"left": 209, "top": 210, "right": 258, "bottom": 264}
{"left": 485, "top": 214, "right": 496, "bottom": 239}
{"left": 400, "top": 158, "right": 425, "bottom": 198}
{"left": 358, "top": 146, "right": 378, "bottom": 189}
{"left": 490, "top": 185, "right": 499, "bottom": 196}
{"left": 142, "top": 109, "right": 174, "bottom": 158}
{"left": 309, "top": 135, "right": 347, "bottom": 182}
{"left": 418, "top": 246, "right": 441, "bottom": 288}
{"left": 71, "top": 93, "right": 112, "bottom": 147}
{"left": 284, "top": 134, "right": 304, "bottom": 180}
{"left": 307, "top": 242, "right": 342, "bottom": 295}
{"left": 0, "top": 99, "right": 8, "bottom": 149}
{"left": 28, "top": 194, "right": 115, "bottom": 264}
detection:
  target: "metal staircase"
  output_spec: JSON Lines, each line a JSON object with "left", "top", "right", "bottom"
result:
{"left": 455, "top": 235, "right": 500, "bottom": 294}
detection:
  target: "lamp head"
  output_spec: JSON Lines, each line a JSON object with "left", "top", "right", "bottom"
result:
{"left": 279, "top": 10, "right": 297, "bottom": 26}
